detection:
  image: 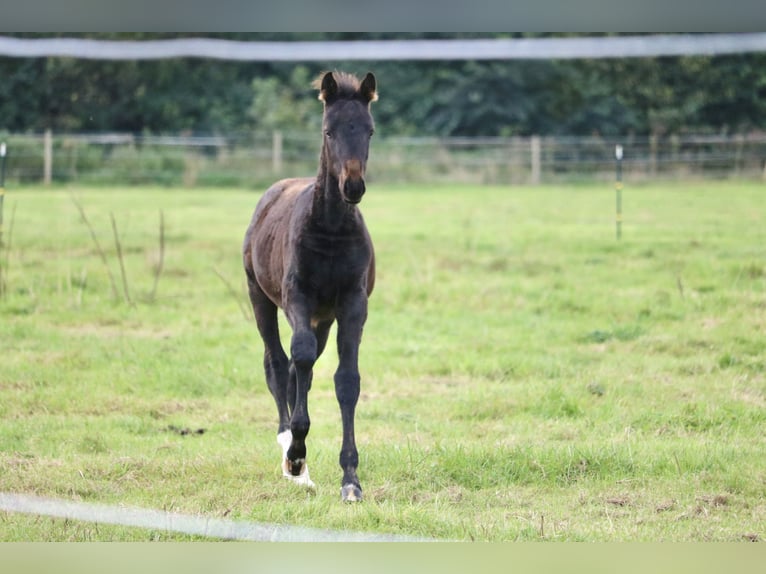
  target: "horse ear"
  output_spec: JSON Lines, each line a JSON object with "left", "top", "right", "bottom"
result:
{"left": 360, "top": 72, "right": 378, "bottom": 103}
{"left": 318, "top": 72, "right": 338, "bottom": 103}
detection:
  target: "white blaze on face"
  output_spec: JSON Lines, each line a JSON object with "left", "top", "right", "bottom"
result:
{"left": 276, "top": 430, "right": 315, "bottom": 489}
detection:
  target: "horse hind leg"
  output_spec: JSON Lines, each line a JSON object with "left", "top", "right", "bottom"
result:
{"left": 246, "top": 272, "right": 289, "bottom": 428}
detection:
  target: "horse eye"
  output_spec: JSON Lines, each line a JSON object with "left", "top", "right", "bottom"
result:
{"left": 325, "top": 130, "right": 333, "bottom": 139}
{"left": 369, "top": 129, "right": 375, "bottom": 138}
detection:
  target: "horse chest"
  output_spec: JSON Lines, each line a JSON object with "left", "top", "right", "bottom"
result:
{"left": 295, "top": 233, "right": 370, "bottom": 300}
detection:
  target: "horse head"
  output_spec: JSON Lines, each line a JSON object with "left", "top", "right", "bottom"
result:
{"left": 317, "top": 71, "right": 377, "bottom": 205}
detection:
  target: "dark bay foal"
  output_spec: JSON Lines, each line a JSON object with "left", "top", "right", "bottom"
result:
{"left": 243, "top": 71, "right": 377, "bottom": 502}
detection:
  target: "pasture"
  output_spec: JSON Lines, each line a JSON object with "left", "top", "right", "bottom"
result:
{"left": 0, "top": 181, "right": 764, "bottom": 541}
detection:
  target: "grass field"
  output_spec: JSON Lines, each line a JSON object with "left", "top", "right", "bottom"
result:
{"left": 0, "top": 180, "right": 764, "bottom": 541}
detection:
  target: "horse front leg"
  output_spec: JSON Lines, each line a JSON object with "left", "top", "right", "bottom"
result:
{"left": 280, "top": 294, "right": 317, "bottom": 489}
{"left": 335, "top": 290, "right": 368, "bottom": 502}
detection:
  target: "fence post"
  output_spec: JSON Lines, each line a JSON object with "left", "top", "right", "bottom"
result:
{"left": 530, "top": 135, "right": 541, "bottom": 185}
{"left": 43, "top": 128, "right": 53, "bottom": 186}
{"left": 0, "top": 142, "right": 7, "bottom": 298}
{"left": 734, "top": 134, "right": 744, "bottom": 177}
{"left": 1, "top": 141, "right": 6, "bottom": 249}
{"left": 272, "top": 130, "right": 283, "bottom": 174}
{"left": 615, "top": 145, "right": 623, "bottom": 240}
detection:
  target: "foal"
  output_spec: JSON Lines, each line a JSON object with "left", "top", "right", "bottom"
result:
{"left": 243, "top": 71, "right": 377, "bottom": 502}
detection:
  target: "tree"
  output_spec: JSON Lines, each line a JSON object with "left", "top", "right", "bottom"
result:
{"left": 2, "top": 33, "right": 766, "bottom": 138}
{"left": 249, "top": 65, "right": 323, "bottom": 133}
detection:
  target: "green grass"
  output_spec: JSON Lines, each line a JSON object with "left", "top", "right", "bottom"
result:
{"left": 0, "top": 181, "right": 764, "bottom": 541}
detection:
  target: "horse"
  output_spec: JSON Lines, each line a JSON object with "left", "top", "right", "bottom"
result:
{"left": 242, "top": 71, "right": 378, "bottom": 502}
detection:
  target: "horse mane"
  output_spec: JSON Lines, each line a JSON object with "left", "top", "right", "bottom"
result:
{"left": 313, "top": 71, "right": 377, "bottom": 102}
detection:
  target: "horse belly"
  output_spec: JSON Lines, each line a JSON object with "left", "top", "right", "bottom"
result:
{"left": 248, "top": 224, "right": 285, "bottom": 306}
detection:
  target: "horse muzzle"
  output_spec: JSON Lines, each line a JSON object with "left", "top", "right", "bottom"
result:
{"left": 340, "top": 159, "right": 366, "bottom": 204}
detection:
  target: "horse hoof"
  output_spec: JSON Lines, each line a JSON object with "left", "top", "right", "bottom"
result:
{"left": 277, "top": 430, "right": 315, "bottom": 489}
{"left": 284, "top": 469, "right": 316, "bottom": 489}
{"left": 341, "top": 483, "right": 363, "bottom": 502}
{"left": 282, "top": 459, "right": 316, "bottom": 489}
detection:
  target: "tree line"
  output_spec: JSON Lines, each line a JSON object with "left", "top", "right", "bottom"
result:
{"left": 1, "top": 33, "right": 765, "bottom": 139}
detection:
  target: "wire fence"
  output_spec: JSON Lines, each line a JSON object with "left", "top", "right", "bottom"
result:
{"left": 1, "top": 131, "right": 765, "bottom": 187}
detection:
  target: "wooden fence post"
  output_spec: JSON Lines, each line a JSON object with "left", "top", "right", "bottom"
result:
{"left": 734, "top": 134, "right": 744, "bottom": 177}
{"left": 272, "top": 130, "right": 283, "bottom": 174}
{"left": 530, "top": 135, "right": 541, "bottom": 185}
{"left": 43, "top": 129, "right": 53, "bottom": 186}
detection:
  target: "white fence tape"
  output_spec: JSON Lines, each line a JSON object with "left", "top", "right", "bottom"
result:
{"left": 0, "top": 492, "right": 435, "bottom": 542}
{"left": 0, "top": 34, "right": 765, "bottom": 61}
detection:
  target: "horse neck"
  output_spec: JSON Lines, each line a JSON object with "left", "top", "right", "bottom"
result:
{"left": 312, "top": 149, "right": 354, "bottom": 231}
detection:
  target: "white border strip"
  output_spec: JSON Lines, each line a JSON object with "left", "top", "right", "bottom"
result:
{"left": 0, "top": 492, "right": 434, "bottom": 542}
{"left": 0, "top": 34, "right": 765, "bottom": 61}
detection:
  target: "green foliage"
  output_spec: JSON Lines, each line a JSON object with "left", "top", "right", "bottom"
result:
{"left": 0, "top": 182, "right": 765, "bottom": 541}
{"left": 2, "top": 34, "right": 766, "bottom": 137}
{"left": 249, "top": 66, "right": 322, "bottom": 133}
